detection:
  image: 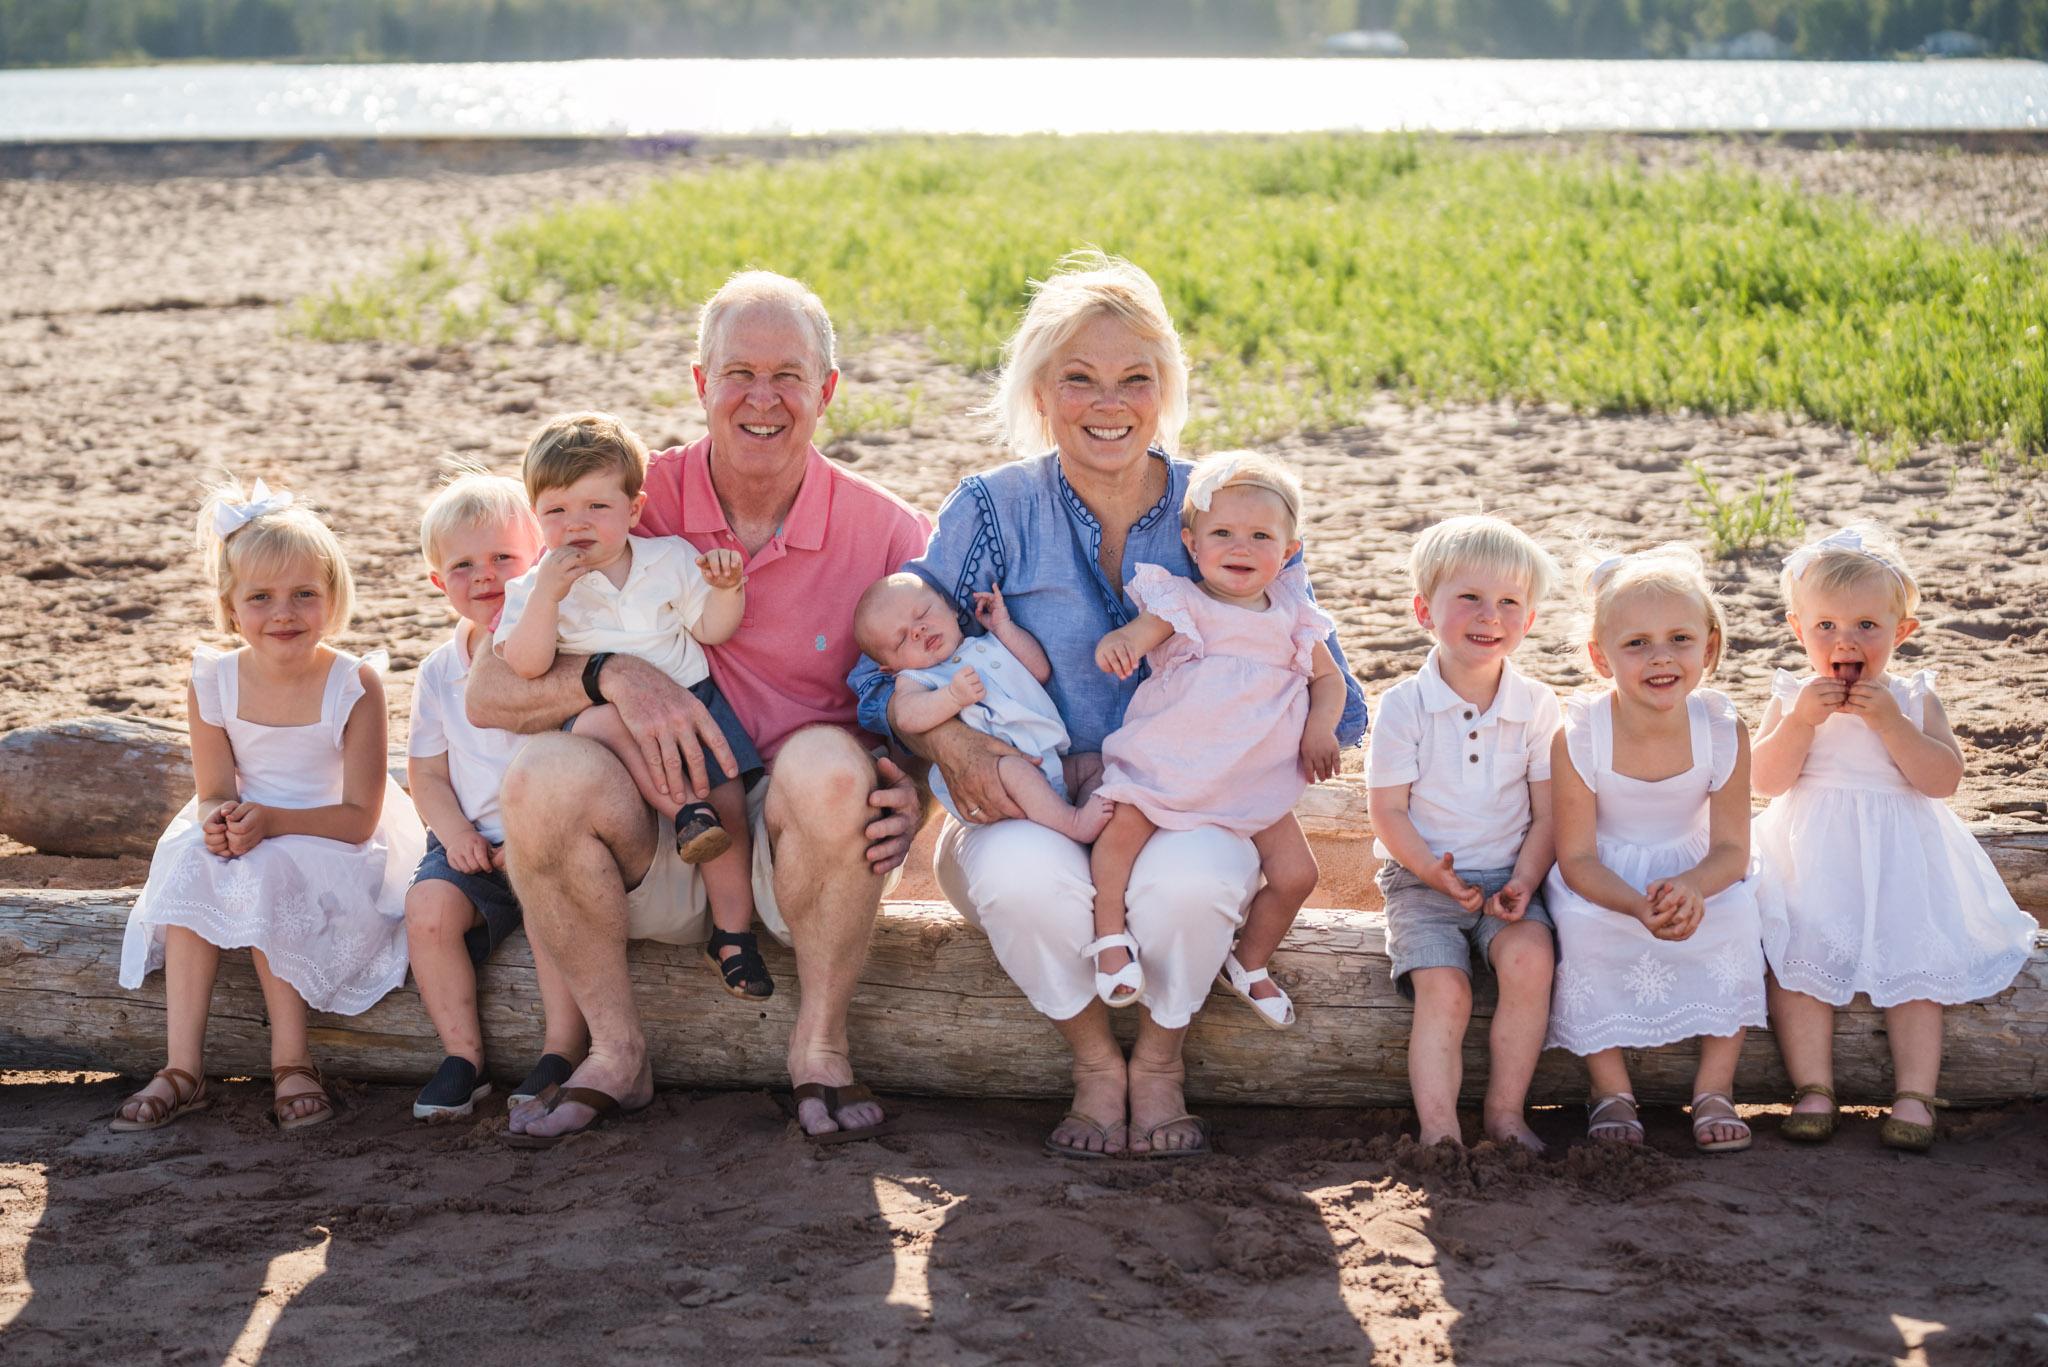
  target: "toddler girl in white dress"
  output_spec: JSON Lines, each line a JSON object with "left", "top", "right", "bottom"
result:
{"left": 1752, "top": 524, "right": 2036, "bottom": 1153}
{"left": 1544, "top": 544, "right": 1767, "bottom": 1152}
{"left": 114, "top": 478, "right": 424, "bottom": 1133}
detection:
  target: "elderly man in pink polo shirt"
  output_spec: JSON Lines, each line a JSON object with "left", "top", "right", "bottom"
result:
{"left": 469, "top": 271, "right": 930, "bottom": 1143}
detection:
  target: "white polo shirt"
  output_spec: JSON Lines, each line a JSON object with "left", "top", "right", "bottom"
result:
{"left": 496, "top": 534, "right": 713, "bottom": 692}
{"left": 1366, "top": 649, "right": 1562, "bottom": 869}
{"left": 409, "top": 623, "right": 531, "bottom": 845}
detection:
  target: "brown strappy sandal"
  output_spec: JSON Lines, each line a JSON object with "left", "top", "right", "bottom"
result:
{"left": 272, "top": 1063, "right": 337, "bottom": 1133}
{"left": 109, "top": 1067, "right": 210, "bottom": 1133}
{"left": 1879, "top": 1091, "right": 1948, "bottom": 1153}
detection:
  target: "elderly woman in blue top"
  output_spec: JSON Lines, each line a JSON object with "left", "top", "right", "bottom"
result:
{"left": 852, "top": 254, "right": 1367, "bottom": 1158}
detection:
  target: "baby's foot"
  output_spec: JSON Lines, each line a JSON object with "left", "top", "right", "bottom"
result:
{"left": 1068, "top": 793, "right": 1115, "bottom": 844}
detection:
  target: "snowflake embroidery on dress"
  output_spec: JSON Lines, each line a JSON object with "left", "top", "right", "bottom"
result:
{"left": 217, "top": 860, "right": 263, "bottom": 920}
{"left": 1623, "top": 951, "right": 1677, "bottom": 1007}
{"left": 1822, "top": 922, "right": 1861, "bottom": 967}
{"left": 274, "top": 888, "right": 319, "bottom": 941}
{"left": 1555, "top": 961, "right": 1595, "bottom": 1018}
{"left": 1707, "top": 944, "right": 1751, "bottom": 997}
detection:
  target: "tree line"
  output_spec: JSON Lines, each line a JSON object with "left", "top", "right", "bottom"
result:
{"left": 5, "top": 0, "right": 2043, "bottom": 67}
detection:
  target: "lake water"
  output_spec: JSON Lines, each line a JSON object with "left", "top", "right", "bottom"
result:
{"left": 1, "top": 57, "right": 2041, "bottom": 142}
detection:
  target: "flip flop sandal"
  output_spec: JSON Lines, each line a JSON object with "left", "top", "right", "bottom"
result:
{"left": 1689, "top": 1091, "right": 1753, "bottom": 1153}
{"left": 1778, "top": 1082, "right": 1839, "bottom": 1143}
{"left": 1217, "top": 950, "right": 1295, "bottom": 1029}
{"left": 412, "top": 1056, "right": 492, "bottom": 1121}
{"left": 1134, "top": 1114, "right": 1212, "bottom": 1161}
{"left": 705, "top": 929, "right": 775, "bottom": 1000}
{"left": 501, "top": 1085, "right": 629, "bottom": 1149}
{"left": 508, "top": 1052, "right": 576, "bottom": 1108}
{"left": 781, "top": 1083, "right": 899, "bottom": 1145}
{"left": 108, "top": 1066, "right": 211, "bottom": 1133}
{"left": 1879, "top": 1091, "right": 1948, "bottom": 1153}
{"left": 1586, "top": 1092, "right": 1644, "bottom": 1146}
{"left": 1042, "top": 1111, "right": 1125, "bottom": 1161}
{"left": 272, "top": 1063, "right": 337, "bottom": 1133}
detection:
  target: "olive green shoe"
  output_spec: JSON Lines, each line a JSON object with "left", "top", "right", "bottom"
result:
{"left": 1879, "top": 1091, "right": 1948, "bottom": 1154}
{"left": 1778, "top": 1083, "right": 1839, "bottom": 1144}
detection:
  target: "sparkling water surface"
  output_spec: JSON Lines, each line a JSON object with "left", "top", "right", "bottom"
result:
{"left": 1, "top": 57, "right": 2040, "bottom": 142}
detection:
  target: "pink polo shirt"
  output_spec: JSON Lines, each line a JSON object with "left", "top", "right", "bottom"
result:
{"left": 634, "top": 437, "right": 930, "bottom": 762}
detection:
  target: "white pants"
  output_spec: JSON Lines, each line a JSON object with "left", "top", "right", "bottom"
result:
{"left": 934, "top": 815, "right": 1260, "bottom": 1029}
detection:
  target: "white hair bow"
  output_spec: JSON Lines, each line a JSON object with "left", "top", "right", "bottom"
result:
{"left": 212, "top": 479, "right": 294, "bottom": 539}
{"left": 1589, "top": 553, "right": 1630, "bottom": 587}
{"left": 1185, "top": 454, "right": 1246, "bottom": 514}
{"left": 1784, "top": 526, "right": 1891, "bottom": 581}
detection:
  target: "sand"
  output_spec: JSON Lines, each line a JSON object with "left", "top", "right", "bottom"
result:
{"left": 3, "top": 140, "right": 2046, "bottom": 1363}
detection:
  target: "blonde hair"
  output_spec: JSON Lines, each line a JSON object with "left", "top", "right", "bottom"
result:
{"left": 196, "top": 476, "right": 355, "bottom": 636}
{"left": 1781, "top": 522, "right": 1919, "bottom": 619}
{"left": 985, "top": 251, "right": 1190, "bottom": 459}
{"left": 1180, "top": 450, "right": 1303, "bottom": 537}
{"left": 521, "top": 411, "right": 648, "bottom": 503}
{"left": 1409, "top": 515, "right": 1559, "bottom": 604}
{"left": 852, "top": 572, "right": 943, "bottom": 662}
{"left": 420, "top": 466, "right": 539, "bottom": 572}
{"left": 1575, "top": 541, "right": 1726, "bottom": 675}
{"left": 697, "top": 270, "right": 837, "bottom": 376}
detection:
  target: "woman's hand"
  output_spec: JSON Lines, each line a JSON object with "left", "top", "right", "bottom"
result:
{"left": 1790, "top": 675, "right": 1846, "bottom": 727}
{"left": 1095, "top": 626, "right": 1145, "bottom": 680}
{"left": 221, "top": 801, "right": 272, "bottom": 857}
{"left": 1300, "top": 725, "right": 1341, "bottom": 783}
{"left": 928, "top": 723, "right": 1027, "bottom": 824}
{"left": 862, "top": 755, "right": 922, "bottom": 874}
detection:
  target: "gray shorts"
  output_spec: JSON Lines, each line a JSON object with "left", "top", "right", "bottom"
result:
{"left": 1379, "top": 860, "right": 1553, "bottom": 1000}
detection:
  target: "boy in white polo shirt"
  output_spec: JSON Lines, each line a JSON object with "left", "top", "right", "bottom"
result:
{"left": 1366, "top": 516, "right": 1562, "bottom": 1152}
{"left": 406, "top": 472, "right": 586, "bottom": 1121}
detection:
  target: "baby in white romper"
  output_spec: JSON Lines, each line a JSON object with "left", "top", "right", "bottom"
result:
{"left": 854, "top": 573, "right": 1112, "bottom": 842}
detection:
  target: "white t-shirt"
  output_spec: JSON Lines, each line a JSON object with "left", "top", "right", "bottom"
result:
{"left": 1366, "top": 649, "right": 1562, "bottom": 869}
{"left": 408, "top": 623, "right": 531, "bottom": 845}
{"left": 495, "top": 535, "right": 714, "bottom": 691}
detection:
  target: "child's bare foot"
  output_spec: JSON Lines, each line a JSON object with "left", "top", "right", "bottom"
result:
{"left": 1068, "top": 793, "right": 1115, "bottom": 844}
{"left": 1418, "top": 1118, "right": 1464, "bottom": 1148}
{"left": 1483, "top": 1110, "right": 1547, "bottom": 1154}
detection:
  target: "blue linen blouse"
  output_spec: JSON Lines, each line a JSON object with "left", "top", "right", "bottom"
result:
{"left": 850, "top": 450, "right": 1369, "bottom": 752}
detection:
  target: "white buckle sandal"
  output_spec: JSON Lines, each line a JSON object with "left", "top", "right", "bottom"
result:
{"left": 1689, "top": 1091, "right": 1753, "bottom": 1154}
{"left": 1217, "top": 951, "right": 1295, "bottom": 1029}
{"left": 1081, "top": 933, "right": 1144, "bottom": 1007}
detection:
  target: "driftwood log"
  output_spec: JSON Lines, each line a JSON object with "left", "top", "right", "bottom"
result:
{"left": 2, "top": 890, "right": 2043, "bottom": 1106}
{"left": 3, "top": 718, "right": 2045, "bottom": 914}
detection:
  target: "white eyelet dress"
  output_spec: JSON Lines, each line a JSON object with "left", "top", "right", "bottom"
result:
{"left": 118, "top": 646, "right": 426, "bottom": 1015}
{"left": 1753, "top": 669, "right": 2035, "bottom": 1008}
{"left": 1544, "top": 689, "right": 1768, "bottom": 1054}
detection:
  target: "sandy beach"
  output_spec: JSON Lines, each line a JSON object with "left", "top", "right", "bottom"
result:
{"left": 3, "top": 138, "right": 2046, "bottom": 1363}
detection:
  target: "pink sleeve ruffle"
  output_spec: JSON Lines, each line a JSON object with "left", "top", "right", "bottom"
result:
{"left": 1126, "top": 563, "right": 1204, "bottom": 670}
{"left": 1278, "top": 565, "right": 1338, "bottom": 677}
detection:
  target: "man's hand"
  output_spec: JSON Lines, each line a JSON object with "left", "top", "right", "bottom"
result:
{"left": 444, "top": 828, "right": 495, "bottom": 875}
{"left": 863, "top": 755, "right": 922, "bottom": 875}
{"left": 1790, "top": 675, "right": 1847, "bottom": 727}
{"left": 947, "top": 666, "right": 986, "bottom": 708}
{"left": 1428, "top": 853, "right": 1485, "bottom": 914}
{"left": 1485, "top": 877, "right": 1532, "bottom": 922}
{"left": 697, "top": 548, "right": 745, "bottom": 591}
{"left": 534, "top": 545, "right": 593, "bottom": 603}
{"left": 600, "top": 655, "right": 738, "bottom": 803}
{"left": 972, "top": 584, "right": 1011, "bottom": 633}
{"left": 928, "top": 723, "right": 1027, "bottom": 824}
{"left": 1300, "top": 725, "right": 1341, "bottom": 783}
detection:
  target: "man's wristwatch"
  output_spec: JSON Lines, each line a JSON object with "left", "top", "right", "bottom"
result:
{"left": 582, "top": 652, "right": 614, "bottom": 706}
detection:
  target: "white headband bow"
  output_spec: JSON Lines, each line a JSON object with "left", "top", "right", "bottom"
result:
{"left": 1589, "top": 553, "right": 1630, "bottom": 588}
{"left": 1185, "top": 456, "right": 1244, "bottom": 514}
{"left": 211, "top": 479, "right": 294, "bottom": 539}
{"left": 1783, "top": 527, "right": 1902, "bottom": 584}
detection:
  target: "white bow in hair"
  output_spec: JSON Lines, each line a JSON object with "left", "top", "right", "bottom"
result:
{"left": 1784, "top": 526, "right": 1891, "bottom": 581}
{"left": 1589, "top": 553, "right": 1630, "bottom": 587}
{"left": 1185, "top": 455, "right": 1246, "bottom": 514}
{"left": 212, "top": 479, "right": 294, "bottom": 538}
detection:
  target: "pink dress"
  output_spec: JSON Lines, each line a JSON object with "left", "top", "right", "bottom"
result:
{"left": 1095, "top": 563, "right": 1335, "bottom": 836}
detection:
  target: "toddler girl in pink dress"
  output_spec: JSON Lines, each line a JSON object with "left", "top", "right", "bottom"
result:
{"left": 1088, "top": 451, "right": 1348, "bottom": 1012}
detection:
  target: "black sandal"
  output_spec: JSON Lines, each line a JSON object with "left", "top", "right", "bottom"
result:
{"left": 705, "top": 928, "right": 774, "bottom": 1000}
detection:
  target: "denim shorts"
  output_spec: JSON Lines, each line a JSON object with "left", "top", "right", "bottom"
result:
{"left": 565, "top": 676, "right": 763, "bottom": 791}
{"left": 1379, "top": 860, "right": 1554, "bottom": 1000}
{"left": 409, "top": 834, "right": 523, "bottom": 966}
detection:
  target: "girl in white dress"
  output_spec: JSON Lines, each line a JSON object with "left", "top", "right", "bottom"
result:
{"left": 1545, "top": 544, "right": 1768, "bottom": 1153}
{"left": 113, "top": 478, "right": 425, "bottom": 1134}
{"left": 1753, "top": 524, "right": 2036, "bottom": 1153}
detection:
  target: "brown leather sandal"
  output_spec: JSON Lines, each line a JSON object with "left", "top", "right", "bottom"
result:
{"left": 109, "top": 1066, "right": 210, "bottom": 1133}
{"left": 272, "top": 1063, "right": 336, "bottom": 1133}
{"left": 1779, "top": 1083, "right": 1839, "bottom": 1143}
{"left": 1879, "top": 1091, "right": 1948, "bottom": 1153}
{"left": 784, "top": 1082, "right": 897, "bottom": 1145}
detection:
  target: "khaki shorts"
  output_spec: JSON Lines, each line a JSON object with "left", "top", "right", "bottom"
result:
{"left": 623, "top": 769, "right": 905, "bottom": 945}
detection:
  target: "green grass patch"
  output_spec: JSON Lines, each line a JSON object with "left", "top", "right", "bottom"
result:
{"left": 294, "top": 136, "right": 2048, "bottom": 463}
{"left": 1686, "top": 460, "right": 1807, "bottom": 557}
